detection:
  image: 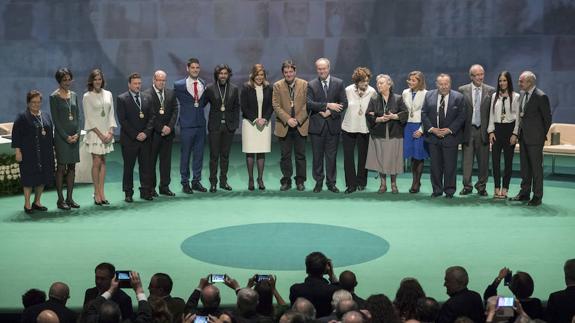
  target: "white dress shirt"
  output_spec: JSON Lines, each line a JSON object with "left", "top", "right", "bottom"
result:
{"left": 342, "top": 84, "right": 375, "bottom": 133}
{"left": 487, "top": 92, "right": 520, "bottom": 134}
{"left": 186, "top": 76, "right": 204, "bottom": 100}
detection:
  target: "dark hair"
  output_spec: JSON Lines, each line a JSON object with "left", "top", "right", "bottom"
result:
{"left": 95, "top": 262, "right": 115, "bottom": 278}
{"left": 351, "top": 67, "right": 371, "bottom": 85}
{"left": 394, "top": 278, "right": 426, "bottom": 320}
{"left": 305, "top": 252, "right": 328, "bottom": 276}
{"left": 493, "top": 70, "right": 515, "bottom": 112}
{"left": 187, "top": 58, "right": 200, "bottom": 67}
{"left": 565, "top": 258, "right": 575, "bottom": 283}
{"left": 26, "top": 90, "right": 42, "bottom": 104}
{"left": 87, "top": 69, "right": 106, "bottom": 91}
{"left": 366, "top": 294, "right": 401, "bottom": 323}
{"left": 415, "top": 297, "right": 440, "bottom": 323}
{"left": 55, "top": 68, "right": 73, "bottom": 83}
{"left": 339, "top": 270, "right": 358, "bottom": 291}
{"left": 148, "top": 296, "right": 173, "bottom": 323}
{"left": 152, "top": 273, "right": 173, "bottom": 294}
{"left": 22, "top": 288, "right": 46, "bottom": 308}
{"left": 248, "top": 64, "right": 269, "bottom": 88}
{"left": 213, "top": 64, "right": 233, "bottom": 83}
{"left": 280, "top": 310, "right": 307, "bottom": 323}
{"left": 510, "top": 272, "right": 534, "bottom": 299}
{"left": 128, "top": 73, "right": 141, "bottom": 83}
{"left": 254, "top": 280, "right": 274, "bottom": 317}
{"left": 281, "top": 60, "right": 297, "bottom": 73}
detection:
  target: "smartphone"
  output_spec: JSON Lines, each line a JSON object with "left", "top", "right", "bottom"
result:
{"left": 256, "top": 274, "right": 271, "bottom": 282}
{"left": 208, "top": 274, "right": 226, "bottom": 283}
{"left": 504, "top": 270, "right": 512, "bottom": 286}
{"left": 194, "top": 315, "right": 208, "bottom": 323}
{"left": 115, "top": 271, "right": 131, "bottom": 289}
{"left": 497, "top": 296, "right": 515, "bottom": 318}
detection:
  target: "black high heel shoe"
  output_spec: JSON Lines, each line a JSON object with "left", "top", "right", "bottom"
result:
{"left": 257, "top": 178, "right": 265, "bottom": 190}
{"left": 101, "top": 200, "right": 110, "bottom": 205}
{"left": 57, "top": 200, "right": 71, "bottom": 210}
{"left": 66, "top": 200, "right": 80, "bottom": 208}
{"left": 248, "top": 178, "right": 255, "bottom": 191}
{"left": 24, "top": 206, "right": 34, "bottom": 214}
{"left": 94, "top": 198, "right": 102, "bottom": 206}
{"left": 32, "top": 203, "right": 48, "bottom": 211}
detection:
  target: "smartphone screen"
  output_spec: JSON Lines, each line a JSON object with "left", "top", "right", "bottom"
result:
{"left": 497, "top": 297, "right": 514, "bottom": 307}
{"left": 194, "top": 316, "right": 208, "bottom": 323}
{"left": 257, "top": 274, "right": 270, "bottom": 282}
{"left": 116, "top": 271, "right": 130, "bottom": 280}
{"left": 210, "top": 274, "right": 225, "bottom": 283}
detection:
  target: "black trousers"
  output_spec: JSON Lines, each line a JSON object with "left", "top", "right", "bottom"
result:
{"left": 492, "top": 122, "right": 516, "bottom": 189}
{"left": 208, "top": 124, "right": 234, "bottom": 184}
{"left": 121, "top": 139, "right": 152, "bottom": 196}
{"left": 310, "top": 127, "right": 339, "bottom": 186}
{"left": 151, "top": 132, "right": 174, "bottom": 190}
{"left": 461, "top": 126, "right": 489, "bottom": 191}
{"left": 342, "top": 130, "right": 368, "bottom": 189}
{"left": 428, "top": 142, "right": 458, "bottom": 195}
{"left": 519, "top": 138, "right": 544, "bottom": 199}
{"left": 278, "top": 127, "right": 306, "bottom": 185}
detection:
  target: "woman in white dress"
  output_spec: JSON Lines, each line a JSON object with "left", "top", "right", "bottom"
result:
{"left": 240, "top": 64, "right": 273, "bottom": 191}
{"left": 82, "top": 69, "right": 117, "bottom": 205}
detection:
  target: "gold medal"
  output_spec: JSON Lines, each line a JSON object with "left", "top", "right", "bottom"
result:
{"left": 159, "top": 108, "right": 165, "bottom": 115}
{"left": 220, "top": 105, "right": 226, "bottom": 112}
{"left": 139, "top": 112, "right": 144, "bottom": 119}
{"left": 101, "top": 110, "right": 106, "bottom": 117}
{"left": 358, "top": 109, "right": 364, "bottom": 116}
{"left": 68, "top": 113, "right": 73, "bottom": 121}
{"left": 41, "top": 129, "right": 46, "bottom": 136}
{"left": 410, "top": 111, "right": 414, "bottom": 118}
{"left": 501, "top": 113, "right": 506, "bottom": 123}
{"left": 290, "top": 100, "right": 294, "bottom": 108}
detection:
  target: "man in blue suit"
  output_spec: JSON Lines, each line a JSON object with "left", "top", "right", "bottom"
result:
{"left": 174, "top": 58, "right": 208, "bottom": 194}
{"left": 422, "top": 74, "right": 467, "bottom": 198}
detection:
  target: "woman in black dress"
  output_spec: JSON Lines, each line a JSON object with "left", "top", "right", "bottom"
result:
{"left": 12, "top": 90, "right": 55, "bottom": 214}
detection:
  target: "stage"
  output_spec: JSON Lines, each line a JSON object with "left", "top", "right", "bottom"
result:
{"left": 1, "top": 142, "right": 574, "bottom": 312}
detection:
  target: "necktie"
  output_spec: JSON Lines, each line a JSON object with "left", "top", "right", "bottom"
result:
{"left": 323, "top": 80, "right": 328, "bottom": 98}
{"left": 521, "top": 92, "right": 529, "bottom": 113}
{"left": 439, "top": 94, "right": 446, "bottom": 128}
{"left": 473, "top": 87, "right": 481, "bottom": 126}
{"left": 134, "top": 93, "right": 141, "bottom": 108}
{"left": 158, "top": 91, "right": 164, "bottom": 104}
{"left": 501, "top": 97, "right": 507, "bottom": 122}
{"left": 193, "top": 81, "right": 199, "bottom": 100}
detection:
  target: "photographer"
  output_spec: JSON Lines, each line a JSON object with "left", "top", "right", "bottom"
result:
{"left": 224, "top": 274, "right": 287, "bottom": 321}
{"left": 485, "top": 296, "right": 531, "bottom": 323}
{"left": 184, "top": 277, "right": 223, "bottom": 317}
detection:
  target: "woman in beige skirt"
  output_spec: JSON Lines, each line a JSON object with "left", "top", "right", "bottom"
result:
{"left": 365, "top": 74, "right": 408, "bottom": 193}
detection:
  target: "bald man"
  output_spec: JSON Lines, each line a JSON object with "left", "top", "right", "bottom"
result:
{"left": 36, "top": 310, "right": 59, "bottom": 323}
{"left": 144, "top": 70, "right": 179, "bottom": 197}
{"left": 21, "top": 282, "right": 76, "bottom": 323}
{"left": 184, "top": 277, "right": 223, "bottom": 317}
{"left": 437, "top": 266, "right": 484, "bottom": 323}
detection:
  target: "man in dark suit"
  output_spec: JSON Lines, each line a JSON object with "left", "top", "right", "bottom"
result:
{"left": 510, "top": 71, "right": 552, "bottom": 206}
{"left": 422, "top": 74, "right": 467, "bottom": 198}
{"left": 289, "top": 252, "right": 340, "bottom": 318}
{"left": 117, "top": 73, "right": 155, "bottom": 202}
{"left": 144, "top": 70, "right": 179, "bottom": 197}
{"left": 21, "top": 282, "right": 76, "bottom": 323}
{"left": 437, "top": 266, "right": 484, "bottom": 323}
{"left": 148, "top": 272, "right": 185, "bottom": 320}
{"left": 459, "top": 64, "right": 495, "bottom": 196}
{"left": 184, "top": 277, "right": 223, "bottom": 317}
{"left": 546, "top": 259, "right": 575, "bottom": 323}
{"left": 338, "top": 271, "right": 367, "bottom": 309}
{"left": 84, "top": 262, "right": 133, "bottom": 320}
{"left": 307, "top": 58, "right": 347, "bottom": 193}
{"left": 175, "top": 58, "right": 209, "bottom": 194}
{"left": 205, "top": 64, "right": 240, "bottom": 192}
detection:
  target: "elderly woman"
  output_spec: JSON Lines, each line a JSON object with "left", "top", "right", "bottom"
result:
{"left": 341, "top": 67, "right": 376, "bottom": 194}
{"left": 82, "top": 69, "right": 117, "bottom": 205}
{"left": 402, "top": 71, "right": 428, "bottom": 193}
{"left": 12, "top": 90, "right": 55, "bottom": 214}
{"left": 365, "top": 74, "right": 408, "bottom": 193}
{"left": 50, "top": 68, "right": 81, "bottom": 210}
{"left": 240, "top": 64, "right": 273, "bottom": 191}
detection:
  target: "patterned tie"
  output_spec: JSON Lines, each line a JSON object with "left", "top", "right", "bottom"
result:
{"left": 439, "top": 94, "right": 446, "bottom": 128}
{"left": 473, "top": 87, "right": 481, "bottom": 126}
{"left": 193, "top": 81, "right": 199, "bottom": 100}
{"left": 134, "top": 93, "right": 141, "bottom": 108}
{"left": 323, "top": 80, "right": 328, "bottom": 98}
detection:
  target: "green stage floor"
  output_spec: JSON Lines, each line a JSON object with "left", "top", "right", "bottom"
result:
{"left": 1, "top": 142, "right": 574, "bottom": 311}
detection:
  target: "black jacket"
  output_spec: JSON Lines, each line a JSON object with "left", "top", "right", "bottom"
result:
{"left": 205, "top": 82, "right": 240, "bottom": 132}
{"left": 436, "top": 288, "right": 484, "bottom": 323}
{"left": 289, "top": 276, "right": 341, "bottom": 318}
{"left": 366, "top": 93, "right": 408, "bottom": 139}
{"left": 142, "top": 87, "right": 179, "bottom": 138}
{"left": 21, "top": 299, "right": 77, "bottom": 323}
{"left": 240, "top": 83, "right": 273, "bottom": 122}
{"left": 307, "top": 76, "right": 348, "bottom": 135}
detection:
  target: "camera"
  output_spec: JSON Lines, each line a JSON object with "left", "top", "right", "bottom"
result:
{"left": 255, "top": 274, "right": 271, "bottom": 282}
{"left": 208, "top": 274, "right": 226, "bottom": 283}
{"left": 194, "top": 315, "right": 208, "bottom": 323}
{"left": 115, "top": 271, "right": 131, "bottom": 289}
{"left": 496, "top": 296, "right": 515, "bottom": 318}
{"left": 504, "top": 270, "right": 512, "bottom": 286}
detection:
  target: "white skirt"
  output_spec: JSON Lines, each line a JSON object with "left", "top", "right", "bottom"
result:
{"left": 83, "top": 132, "right": 115, "bottom": 155}
{"left": 241, "top": 119, "right": 271, "bottom": 153}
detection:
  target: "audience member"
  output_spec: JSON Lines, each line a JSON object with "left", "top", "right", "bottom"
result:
{"left": 184, "top": 277, "right": 223, "bottom": 317}
{"left": 394, "top": 277, "right": 426, "bottom": 321}
{"left": 278, "top": 310, "right": 306, "bottom": 323}
{"left": 21, "top": 282, "right": 76, "bottom": 323}
{"left": 148, "top": 296, "right": 172, "bottom": 323}
{"left": 232, "top": 288, "right": 273, "bottom": 323}
{"left": 339, "top": 271, "right": 367, "bottom": 309}
{"left": 83, "top": 262, "right": 134, "bottom": 320}
{"left": 342, "top": 310, "right": 365, "bottom": 323}
{"left": 436, "top": 266, "right": 484, "bottom": 323}
{"left": 546, "top": 259, "right": 575, "bottom": 323}
{"left": 365, "top": 294, "right": 400, "bottom": 323}
{"left": 416, "top": 297, "right": 440, "bottom": 323}
{"left": 317, "top": 289, "right": 353, "bottom": 322}
{"left": 148, "top": 272, "right": 185, "bottom": 321}
{"left": 291, "top": 298, "right": 316, "bottom": 321}
{"left": 36, "top": 309, "right": 60, "bottom": 323}
{"left": 22, "top": 288, "right": 46, "bottom": 309}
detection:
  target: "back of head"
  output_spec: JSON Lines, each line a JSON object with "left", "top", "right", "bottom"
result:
{"left": 510, "top": 272, "right": 534, "bottom": 299}
{"left": 292, "top": 297, "right": 317, "bottom": 320}
{"left": 201, "top": 285, "right": 221, "bottom": 309}
{"left": 332, "top": 289, "right": 353, "bottom": 309}
{"left": 98, "top": 300, "right": 121, "bottom": 323}
{"left": 305, "top": 252, "right": 328, "bottom": 277}
{"left": 150, "top": 273, "right": 173, "bottom": 297}
{"left": 366, "top": 294, "right": 400, "bottom": 323}
{"left": 36, "top": 309, "right": 60, "bottom": 323}
{"left": 339, "top": 271, "right": 358, "bottom": 292}
{"left": 394, "top": 278, "right": 426, "bottom": 320}
{"left": 454, "top": 316, "right": 474, "bottom": 323}
{"left": 416, "top": 297, "right": 440, "bottom": 323}
{"left": 336, "top": 299, "right": 359, "bottom": 319}
{"left": 237, "top": 288, "right": 259, "bottom": 315}
{"left": 342, "top": 310, "right": 365, "bottom": 323}
{"left": 564, "top": 258, "right": 575, "bottom": 285}
{"left": 254, "top": 280, "right": 274, "bottom": 316}
{"left": 48, "top": 282, "right": 70, "bottom": 304}
{"left": 279, "top": 310, "right": 307, "bottom": 323}
{"left": 22, "top": 289, "right": 46, "bottom": 309}
{"left": 446, "top": 266, "right": 469, "bottom": 292}
{"left": 148, "top": 295, "right": 173, "bottom": 323}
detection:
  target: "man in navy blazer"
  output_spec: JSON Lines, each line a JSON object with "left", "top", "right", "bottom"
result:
{"left": 307, "top": 58, "right": 348, "bottom": 193}
{"left": 422, "top": 74, "right": 466, "bottom": 198}
{"left": 174, "top": 58, "right": 208, "bottom": 194}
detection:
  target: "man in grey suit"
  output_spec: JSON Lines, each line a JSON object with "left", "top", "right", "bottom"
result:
{"left": 459, "top": 64, "right": 495, "bottom": 196}
{"left": 307, "top": 58, "right": 348, "bottom": 193}
{"left": 422, "top": 74, "right": 467, "bottom": 198}
{"left": 510, "top": 71, "right": 551, "bottom": 206}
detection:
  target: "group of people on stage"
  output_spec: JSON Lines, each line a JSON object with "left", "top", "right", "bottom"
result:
{"left": 11, "top": 58, "right": 552, "bottom": 214}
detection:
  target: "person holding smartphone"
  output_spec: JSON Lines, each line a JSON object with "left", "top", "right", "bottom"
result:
{"left": 183, "top": 277, "right": 224, "bottom": 318}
